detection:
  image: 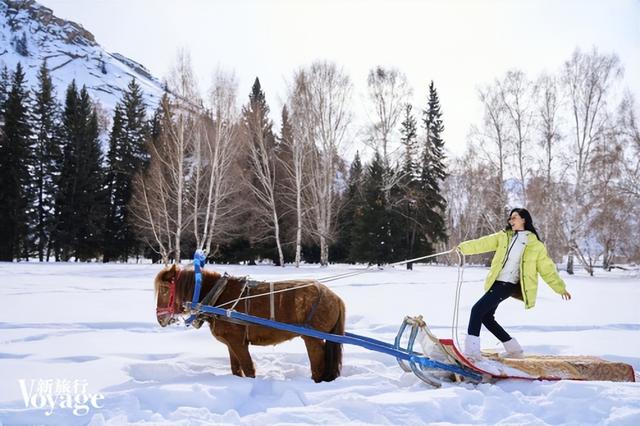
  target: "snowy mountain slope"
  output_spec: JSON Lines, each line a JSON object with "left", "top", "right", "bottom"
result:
{"left": 0, "top": 0, "right": 163, "bottom": 111}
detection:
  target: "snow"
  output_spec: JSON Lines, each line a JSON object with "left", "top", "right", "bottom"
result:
{"left": 0, "top": 1, "right": 163, "bottom": 113}
{"left": 0, "top": 261, "right": 639, "bottom": 425}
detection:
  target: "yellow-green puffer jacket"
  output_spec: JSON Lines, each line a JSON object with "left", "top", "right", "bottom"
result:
{"left": 457, "top": 230, "right": 566, "bottom": 309}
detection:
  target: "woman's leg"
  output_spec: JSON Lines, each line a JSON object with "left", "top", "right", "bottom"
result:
{"left": 467, "top": 281, "right": 514, "bottom": 340}
{"left": 481, "top": 304, "right": 511, "bottom": 342}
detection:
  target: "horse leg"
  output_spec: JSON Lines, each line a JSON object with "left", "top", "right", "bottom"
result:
{"left": 226, "top": 336, "right": 255, "bottom": 378}
{"left": 302, "top": 336, "right": 325, "bottom": 383}
{"left": 209, "top": 323, "right": 247, "bottom": 378}
{"left": 227, "top": 346, "right": 243, "bottom": 377}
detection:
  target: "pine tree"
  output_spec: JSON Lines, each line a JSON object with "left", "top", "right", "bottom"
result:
{"left": 334, "top": 152, "right": 364, "bottom": 262}
{"left": 32, "top": 61, "right": 62, "bottom": 261}
{"left": 76, "top": 89, "right": 106, "bottom": 260}
{"left": 54, "top": 82, "right": 106, "bottom": 261}
{"left": 350, "top": 152, "right": 394, "bottom": 264}
{"left": 274, "top": 105, "right": 296, "bottom": 261}
{"left": 103, "top": 79, "right": 149, "bottom": 262}
{"left": 418, "top": 81, "right": 448, "bottom": 252}
{"left": 99, "top": 53, "right": 107, "bottom": 74}
{"left": 398, "top": 104, "right": 422, "bottom": 265}
{"left": 53, "top": 81, "right": 79, "bottom": 259}
{"left": 0, "top": 63, "right": 32, "bottom": 260}
{"left": 15, "top": 32, "right": 29, "bottom": 56}
{"left": 277, "top": 106, "right": 294, "bottom": 176}
{"left": 240, "top": 77, "right": 279, "bottom": 263}
{"left": 104, "top": 105, "right": 125, "bottom": 262}
{"left": 0, "top": 65, "right": 10, "bottom": 123}
{"left": 149, "top": 92, "right": 168, "bottom": 144}
{"left": 400, "top": 104, "right": 419, "bottom": 178}
{"left": 122, "top": 79, "right": 150, "bottom": 167}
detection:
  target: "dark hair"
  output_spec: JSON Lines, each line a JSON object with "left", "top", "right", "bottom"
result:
{"left": 505, "top": 208, "right": 542, "bottom": 241}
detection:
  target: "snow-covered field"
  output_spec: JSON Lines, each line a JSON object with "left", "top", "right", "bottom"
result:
{"left": 0, "top": 261, "right": 639, "bottom": 425}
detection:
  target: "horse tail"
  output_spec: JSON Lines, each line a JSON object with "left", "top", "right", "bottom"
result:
{"left": 322, "top": 298, "right": 345, "bottom": 382}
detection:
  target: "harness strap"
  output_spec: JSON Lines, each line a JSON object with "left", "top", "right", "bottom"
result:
{"left": 229, "top": 279, "right": 248, "bottom": 311}
{"left": 156, "top": 269, "right": 181, "bottom": 317}
{"left": 304, "top": 282, "right": 323, "bottom": 326}
{"left": 269, "top": 281, "right": 275, "bottom": 321}
{"left": 201, "top": 275, "right": 229, "bottom": 307}
{"left": 245, "top": 286, "right": 250, "bottom": 344}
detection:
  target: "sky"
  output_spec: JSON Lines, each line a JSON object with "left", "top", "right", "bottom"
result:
{"left": 36, "top": 0, "right": 640, "bottom": 157}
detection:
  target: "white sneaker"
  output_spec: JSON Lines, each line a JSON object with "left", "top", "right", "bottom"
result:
{"left": 463, "top": 334, "right": 482, "bottom": 361}
{"left": 500, "top": 338, "right": 524, "bottom": 358}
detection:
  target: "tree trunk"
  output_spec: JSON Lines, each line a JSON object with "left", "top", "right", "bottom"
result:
{"left": 566, "top": 253, "right": 574, "bottom": 275}
{"left": 320, "top": 235, "right": 328, "bottom": 266}
{"left": 273, "top": 209, "right": 284, "bottom": 267}
{"left": 295, "top": 190, "right": 302, "bottom": 267}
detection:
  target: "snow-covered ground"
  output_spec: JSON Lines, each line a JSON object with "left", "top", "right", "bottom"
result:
{"left": 0, "top": 261, "right": 638, "bottom": 425}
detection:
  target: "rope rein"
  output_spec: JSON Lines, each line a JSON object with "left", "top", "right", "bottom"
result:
{"left": 451, "top": 250, "right": 466, "bottom": 350}
{"left": 211, "top": 249, "right": 464, "bottom": 316}
{"left": 214, "top": 281, "right": 319, "bottom": 308}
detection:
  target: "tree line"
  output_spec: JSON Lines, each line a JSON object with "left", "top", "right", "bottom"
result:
{"left": 0, "top": 57, "right": 448, "bottom": 265}
{"left": 0, "top": 61, "right": 149, "bottom": 262}
{"left": 128, "top": 55, "right": 448, "bottom": 265}
{"left": 445, "top": 47, "right": 640, "bottom": 274}
{"left": 1, "top": 47, "right": 637, "bottom": 271}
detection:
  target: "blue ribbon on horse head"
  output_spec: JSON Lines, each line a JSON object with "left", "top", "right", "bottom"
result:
{"left": 186, "top": 250, "right": 206, "bottom": 326}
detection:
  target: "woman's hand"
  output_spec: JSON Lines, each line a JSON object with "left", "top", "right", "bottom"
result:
{"left": 561, "top": 291, "right": 572, "bottom": 300}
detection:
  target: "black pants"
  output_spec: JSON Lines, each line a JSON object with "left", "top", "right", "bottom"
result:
{"left": 467, "top": 280, "right": 518, "bottom": 342}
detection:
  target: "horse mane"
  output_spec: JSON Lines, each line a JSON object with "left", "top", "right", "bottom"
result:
{"left": 154, "top": 265, "right": 221, "bottom": 305}
{"left": 153, "top": 265, "right": 174, "bottom": 299}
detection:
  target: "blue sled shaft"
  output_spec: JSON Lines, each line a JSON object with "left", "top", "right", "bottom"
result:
{"left": 187, "top": 302, "right": 481, "bottom": 381}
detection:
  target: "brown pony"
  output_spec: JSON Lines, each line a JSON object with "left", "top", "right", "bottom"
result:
{"left": 154, "top": 264, "right": 346, "bottom": 382}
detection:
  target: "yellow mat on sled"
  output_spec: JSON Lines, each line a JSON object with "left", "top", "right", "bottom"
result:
{"left": 482, "top": 352, "right": 636, "bottom": 382}
{"left": 436, "top": 338, "right": 635, "bottom": 382}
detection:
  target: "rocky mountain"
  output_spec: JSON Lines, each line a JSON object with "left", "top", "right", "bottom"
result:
{"left": 0, "top": 0, "right": 163, "bottom": 112}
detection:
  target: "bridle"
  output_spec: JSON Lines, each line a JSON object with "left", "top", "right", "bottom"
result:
{"left": 156, "top": 269, "right": 182, "bottom": 320}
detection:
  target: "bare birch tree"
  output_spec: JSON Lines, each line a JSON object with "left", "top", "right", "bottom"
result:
{"left": 278, "top": 105, "right": 306, "bottom": 267}
{"left": 129, "top": 49, "right": 201, "bottom": 264}
{"left": 618, "top": 93, "right": 640, "bottom": 199}
{"left": 130, "top": 104, "right": 174, "bottom": 264}
{"left": 473, "top": 83, "right": 510, "bottom": 221}
{"left": 365, "top": 66, "right": 412, "bottom": 163}
{"left": 444, "top": 144, "right": 502, "bottom": 265}
{"left": 365, "top": 66, "right": 413, "bottom": 203}
{"left": 130, "top": 94, "right": 194, "bottom": 264}
{"left": 530, "top": 72, "right": 565, "bottom": 258}
{"left": 617, "top": 93, "right": 640, "bottom": 261}
{"left": 498, "top": 69, "right": 537, "bottom": 204}
{"left": 560, "top": 47, "right": 623, "bottom": 274}
{"left": 189, "top": 69, "right": 241, "bottom": 255}
{"left": 587, "top": 130, "right": 627, "bottom": 270}
{"left": 241, "top": 78, "right": 284, "bottom": 266}
{"left": 289, "top": 61, "right": 353, "bottom": 266}
{"left": 537, "top": 73, "right": 563, "bottom": 186}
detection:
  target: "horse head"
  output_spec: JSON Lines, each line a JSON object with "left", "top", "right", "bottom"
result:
{"left": 154, "top": 264, "right": 183, "bottom": 327}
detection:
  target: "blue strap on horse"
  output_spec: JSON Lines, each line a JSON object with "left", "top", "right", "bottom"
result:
{"left": 182, "top": 249, "right": 482, "bottom": 384}
{"left": 185, "top": 249, "right": 207, "bottom": 326}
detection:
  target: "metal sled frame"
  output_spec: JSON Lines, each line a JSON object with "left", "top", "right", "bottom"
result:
{"left": 181, "top": 251, "right": 483, "bottom": 387}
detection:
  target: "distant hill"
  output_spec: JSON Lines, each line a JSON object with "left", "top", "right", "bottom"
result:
{"left": 0, "top": 0, "right": 164, "bottom": 112}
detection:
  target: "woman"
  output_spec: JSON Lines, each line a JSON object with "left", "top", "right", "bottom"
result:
{"left": 457, "top": 208, "right": 571, "bottom": 360}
